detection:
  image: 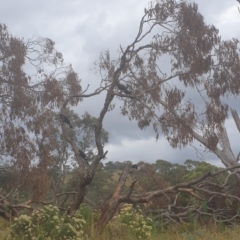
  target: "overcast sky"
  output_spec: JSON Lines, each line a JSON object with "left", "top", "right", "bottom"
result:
{"left": 1, "top": 0, "right": 240, "bottom": 166}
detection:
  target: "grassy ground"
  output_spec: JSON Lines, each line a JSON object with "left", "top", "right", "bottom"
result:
{"left": 152, "top": 228, "right": 240, "bottom": 240}
{"left": 157, "top": 224, "right": 240, "bottom": 240}
{"left": 96, "top": 223, "right": 240, "bottom": 240}
{"left": 1, "top": 227, "right": 240, "bottom": 239}
{"left": 102, "top": 229, "right": 240, "bottom": 240}
{"left": 0, "top": 218, "right": 9, "bottom": 239}
{"left": 1, "top": 217, "right": 240, "bottom": 240}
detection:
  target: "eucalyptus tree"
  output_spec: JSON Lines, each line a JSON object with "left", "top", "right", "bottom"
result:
{"left": 95, "top": 0, "right": 240, "bottom": 176}
{"left": 0, "top": 23, "right": 106, "bottom": 218}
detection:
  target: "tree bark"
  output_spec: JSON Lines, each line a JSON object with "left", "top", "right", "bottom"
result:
{"left": 94, "top": 163, "right": 132, "bottom": 231}
{"left": 231, "top": 109, "right": 240, "bottom": 133}
{"left": 67, "top": 182, "right": 86, "bottom": 217}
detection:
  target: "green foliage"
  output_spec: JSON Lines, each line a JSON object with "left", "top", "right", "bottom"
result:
{"left": 77, "top": 204, "right": 99, "bottom": 234}
{"left": 105, "top": 161, "right": 126, "bottom": 171}
{"left": 110, "top": 204, "right": 152, "bottom": 239}
{"left": 8, "top": 205, "right": 86, "bottom": 240}
{"left": 153, "top": 159, "right": 188, "bottom": 185}
{"left": 182, "top": 160, "right": 221, "bottom": 181}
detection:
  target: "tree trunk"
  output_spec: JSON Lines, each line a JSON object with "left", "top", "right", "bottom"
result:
{"left": 94, "top": 163, "right": 131, "bottom": 231}
{"left": 67, "top": 184, "right": 86, "bottom": 217}
{"left": 192, "top": 128, "right": 240, "bottom": 181}
{"left": 231, "top": 109, "right": 240, "bottom": 133}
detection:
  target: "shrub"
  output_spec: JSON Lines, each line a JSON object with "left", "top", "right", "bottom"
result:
{"left": 8, "top": 205, "right": 86, "bottom": 240}
{"left": 110, "top": 204, "right": 152, "bottom": 239}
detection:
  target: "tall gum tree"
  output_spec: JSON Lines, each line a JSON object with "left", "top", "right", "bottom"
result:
{"left": 95, "top": 0, "right": 240, "bottom": 177}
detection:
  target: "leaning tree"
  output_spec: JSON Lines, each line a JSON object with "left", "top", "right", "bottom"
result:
{"left": 0, "top": 23, "right": 108, "bottom": 219}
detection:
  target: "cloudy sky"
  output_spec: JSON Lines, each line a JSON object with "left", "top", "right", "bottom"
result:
{"left": 1, "top": 0, "right": 240, "bottom": 166}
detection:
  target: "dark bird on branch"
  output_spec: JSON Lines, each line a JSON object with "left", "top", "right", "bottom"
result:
{"left": 131, "top": 163, "right": 146, "bottom": 173}
{"left": 159, "top": 116, "right": 165, "bottom": 122}
{"left": 59, "top": 114, "right": 73, "bottom": 128}
{"left": 116, "top": 82, "right": 131, "bottom": 94}
{"left": 79, "top": 149, "right": 88, "bottom": 161}
{"left": 131, "top": 164, "right": 138, "bottom": 169}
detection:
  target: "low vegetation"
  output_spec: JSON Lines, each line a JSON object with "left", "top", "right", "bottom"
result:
{"left": 0, "top": 159, "right": 240, "bottom": 239}
{"left": 1, "top": 202, "right": 240, "bottom": 239}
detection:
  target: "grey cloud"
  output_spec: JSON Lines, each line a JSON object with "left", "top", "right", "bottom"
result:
{"left": 105, "top": 136, "right": 220, "bottom": 165}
